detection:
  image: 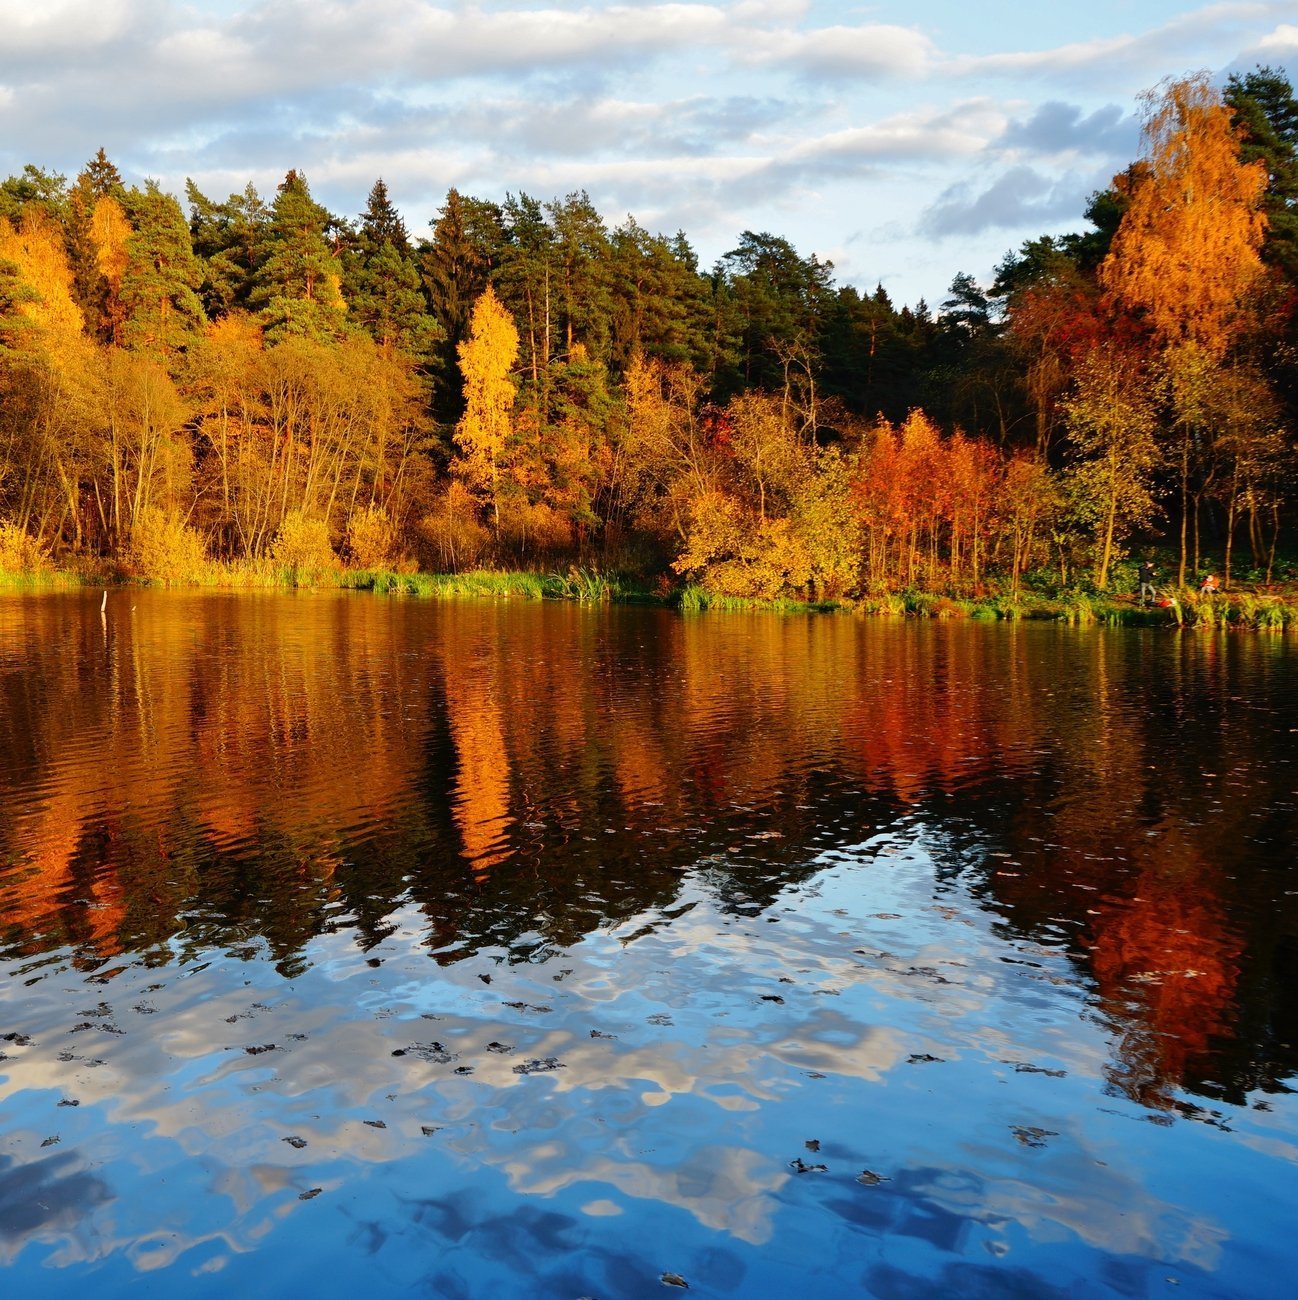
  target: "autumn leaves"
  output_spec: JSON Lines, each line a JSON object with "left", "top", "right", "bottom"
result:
{"left": 0, "top": 72, "right": 1292, "bottom": 597}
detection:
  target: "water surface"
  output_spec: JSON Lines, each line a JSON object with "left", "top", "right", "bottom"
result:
{"left": 2, "top": 592, "right": 1296, "bottom": 1297}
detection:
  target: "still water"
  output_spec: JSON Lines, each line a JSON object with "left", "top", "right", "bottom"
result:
{"left": 1, "top": 591, "right": 1296, "bottom": 1298}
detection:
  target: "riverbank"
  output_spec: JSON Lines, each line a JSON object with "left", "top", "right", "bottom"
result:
{"left": 4, "top": 561, "right": 1296, "bottom": 629}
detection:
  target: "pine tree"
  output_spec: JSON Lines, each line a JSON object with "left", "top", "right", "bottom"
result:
{"left": 186, "top": 180, "right": 271, "bottom": 317}
{"left": 1226, "top": 66, "right": 1298, "bottom": 280}
{"left": 120, "top": 181, "right": 206, "bottom": 359}
{"left": 344, "top": 179, "right": 437, "bottom": 358}
{"left": 250, "top": 170, "right": 346, "bottom": 342}
{"left": 67, "top": 149, "right": 127, "bottom": 342}
{"left": 422, "top": 189, "right": 502, "bottom": 418}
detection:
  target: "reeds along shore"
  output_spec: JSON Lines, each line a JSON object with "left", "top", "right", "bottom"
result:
{"left": 4, "top": 559, "right": 1295, "bottom": 631}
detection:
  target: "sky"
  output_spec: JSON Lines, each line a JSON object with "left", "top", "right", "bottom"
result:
{"left": 1, "top": 0, "right": 1296, "bottom": 308}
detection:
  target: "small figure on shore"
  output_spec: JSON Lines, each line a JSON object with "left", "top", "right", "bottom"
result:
{"left": 1200, "top": 573, "right": 1219, "bottom": 595}
{"left": 1138, "top": 560, "right": 1157, "bottom": 606}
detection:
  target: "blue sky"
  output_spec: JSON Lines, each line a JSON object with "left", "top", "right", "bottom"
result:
{"left": 1, "top": 1, "right": 1295, "bottom": 307}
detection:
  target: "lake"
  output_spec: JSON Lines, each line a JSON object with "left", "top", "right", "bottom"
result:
{"left": 1, "top": 591, "right": 1296, "bottom": 1298}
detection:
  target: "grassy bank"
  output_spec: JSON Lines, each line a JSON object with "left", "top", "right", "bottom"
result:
{"left": 4, "top": 559, "right": 1296, "bottom": 630}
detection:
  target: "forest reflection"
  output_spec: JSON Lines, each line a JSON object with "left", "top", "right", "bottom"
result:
{"left": 1, "top": 592, "right": 1295, "bottom": 1111}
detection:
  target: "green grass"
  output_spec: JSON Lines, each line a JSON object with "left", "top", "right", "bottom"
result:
{"left": 675, "top": 584, "right": 846, "bottom": 614}
{"left": 7, "top": 557, "right": 1296, "bottom": 632}
{"left": 0, "top": 566, "right": 83, "bottom": 592}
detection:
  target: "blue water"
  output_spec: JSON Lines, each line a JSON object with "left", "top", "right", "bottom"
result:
{"left": 1, "top": 592, "right": 1296, "bottom": 1297}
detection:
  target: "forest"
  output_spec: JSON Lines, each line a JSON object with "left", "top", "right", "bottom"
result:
{"left": 0, "top": 69, "right": 1295, "bottom": 605}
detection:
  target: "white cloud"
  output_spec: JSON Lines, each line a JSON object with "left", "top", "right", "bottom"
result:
{"left": 744, "top": 23, "right": 936, "bottom": 79}
{"left": 948, "top": 2, "right": 1289, "bottom": 85}
{"left": 1255, "top": 21, "right": 1298, "bottom": 52}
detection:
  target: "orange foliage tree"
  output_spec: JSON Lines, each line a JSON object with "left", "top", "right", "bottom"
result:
{"left": 1100, "top": 73, "right": 1270, "bottom": 585}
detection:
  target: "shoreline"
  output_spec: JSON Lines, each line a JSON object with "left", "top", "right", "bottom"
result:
{"left": 4, "top": 565, "right": 1296, "bottom": 630}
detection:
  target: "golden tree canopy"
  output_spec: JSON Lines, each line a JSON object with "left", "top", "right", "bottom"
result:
{"left": 1101, "top": 73, "right": 1268, "bottom": 355}
{"left": 0, "top": 211, "right": 85, "bottom": 342}
{"left": 455, "top": 285, "right": 519, "bottom": 497}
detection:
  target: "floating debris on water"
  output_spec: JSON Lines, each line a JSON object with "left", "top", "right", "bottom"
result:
{"left": 1011, "top": 1126, "right": 1058, "bottom": 1148}
{"left": 513, "top": 1058, "right": 565, "bottom": 1075}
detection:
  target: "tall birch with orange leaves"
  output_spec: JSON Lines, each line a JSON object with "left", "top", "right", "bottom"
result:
{"left": 1100, "top": 73, "right": 1269, "bottom": 585}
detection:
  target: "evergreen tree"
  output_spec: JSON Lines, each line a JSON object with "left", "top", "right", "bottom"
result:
{"left": 67, "top": 148, "right": 127, "bottom": 342}
{"left": 498, "top": 192, "right": 557, "bottom": 398}
{"left": 0, "top": 166, "right": 68, "bottom": 224}
{"left": 358, "top": 178, "right": 409, "bottom": 255}
{"left": 344, "top": 179, "right": 437, "bottom": 358}
{"left": 1226, "top": 66, "right": 1298, "bottom": 280}
{"left": 120, "top": 181, "right": 206, "bottom": 359}
{"left": 607, "top": 220, "right": 711, "bottom": 373}
{"left": 714, "top": 231, "right": 834, "bottom": 397}
{"left": 251, "top": 170, "right": 346, "bottom": 342}
{"left": 421, "top": 189, "right": 502, "bottom": 419}
{"left": 546, "top": 191, "right": 613, "bottom": 363}
{"left": 186, "top": 180, "right": 271, "bottom": 316}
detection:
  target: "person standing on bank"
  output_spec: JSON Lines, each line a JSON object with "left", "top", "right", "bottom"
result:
{"left": 1138, "top": 560, "right": 1157, "bottom": 606}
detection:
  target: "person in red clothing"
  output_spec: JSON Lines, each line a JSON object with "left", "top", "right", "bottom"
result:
{"left": 1200, "top": 573, "right": 1219, "bottom": 595}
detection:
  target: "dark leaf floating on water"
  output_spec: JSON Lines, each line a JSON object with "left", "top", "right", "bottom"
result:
{"left": 421, "top": 1126, "right": 441, "bottom": 1136}
{"left": 789, "top": 1158, "right": 827, "bottom": 1173}
{"left": 454, "top": 1066, "right": 474, "bottom": 1075}
{"left": 299, "top": 1188, "right": 322, "bottom": 1201}
{"left": 3, "top": 1033, "right": 33, "bottom": 1045}
{"left": 647, "top": 1013, "right": 673, "bottom": 1026}
{"left": 514, "top": 1058, "right": 565, "bottom": 1075}
{"left": 907, "top": 1053, "right": 944, "bottom": 1064}
{"left": 40, "top": 1136, "right": 60, "bottom": 1147}
{"left": 1009, "top": 1061, "right": 1067, "bottom": 1078}
{"left": 363, "top": 1120, "right": 387, "bottom": 1130}
{"left": 395, "top": 1042, "right": 457, "bottom": 1063}
{"left": 58, "top": 1099, "right": 80, "bottom": 1108}
{"left": 245, "top": 1044, "right": 276, "bottom": 1055}
{"left": 760, "top": 995, "right": 785, "bottom": 1004}
{"left": 1011, "top": 1126, "right": 1058, "bottom": 1148}
{"left": 283, "top": 1136, "right": 308, "bottom": 1149}
{"left": 502, "top": 1001, "right": 551, "bottom": 1015}
{"left": 805, "top": 1139, "right": 821, "bottom": 1152}
{"left": 857, "top": 1170, "right": 890, "bottom": 1186}
{"left": 487, "top": 1041, "right": 513, "bottom": 1053}
{"left": 590, "top": 1029, "right": 617, "bottom": 1040}
{"left": 661, "top": 1274, "right": 689, "bottom": 1289}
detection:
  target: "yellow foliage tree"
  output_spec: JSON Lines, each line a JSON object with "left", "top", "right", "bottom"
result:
{"left": 1063, "top": 349, "right": 1161, "bottom": 591}
{"left": 91, "top": 196, "right": 132, "bottom": 344}
{"left": 455, "top": 285, "right": 519, "bottom": 528}
{"left": 0, "top": 211, "right": 85, "bottom": 342}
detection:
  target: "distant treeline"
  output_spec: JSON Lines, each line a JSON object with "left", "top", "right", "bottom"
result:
{"left": 1, "top": 68, "right": 1295, "bottom": 596}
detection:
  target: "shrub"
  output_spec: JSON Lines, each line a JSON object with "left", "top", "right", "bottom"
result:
{"left": 0, "top": 521, "right": 51, "bottom": 575}
{"left": 347, "top": 503, "right": 402, "bottom": 571}
{"left": 417, "top": 483, "right": 491, "bottom": 573}
{"left": 129, "top": 507, "right": 208, "bottom": 583}
{"left": 271, "top": 511, "right": 337, "bottom": 585}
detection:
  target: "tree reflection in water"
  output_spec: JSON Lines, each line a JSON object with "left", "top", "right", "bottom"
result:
{"left": 1, "top": 594, "right": 1295, "bottom": 1119}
